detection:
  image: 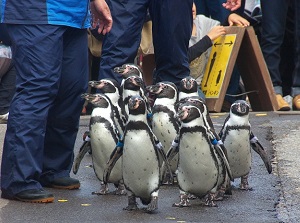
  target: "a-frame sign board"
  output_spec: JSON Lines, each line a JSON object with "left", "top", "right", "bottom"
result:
{"left": 202, "top": 26, "right": 279, "bottom": 112}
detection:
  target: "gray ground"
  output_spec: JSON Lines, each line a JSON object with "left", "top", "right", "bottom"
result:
{"left": 0, "top": 112, "right": 299, "bottom": 223}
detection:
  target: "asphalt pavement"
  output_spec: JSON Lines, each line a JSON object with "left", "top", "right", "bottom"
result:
{"left": 0, "top": 111, "right": 300, "bottom": 223}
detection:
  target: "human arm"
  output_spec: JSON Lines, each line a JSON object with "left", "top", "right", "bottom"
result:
{"left": 188, "top": 36, "right": 212, "bottom": 62}
{"left": 188, "top": 26, "right": 226, "bottom": 62}
{"left": 90, "top": 0, "right": 113, "bottom": 35}
{"left": 222, "top": 0, "right": 241, "bottom": 11}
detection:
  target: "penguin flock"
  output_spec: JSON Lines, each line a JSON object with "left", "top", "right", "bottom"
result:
{"left": 73, "top": 63, "right": 272, "bottom": 213}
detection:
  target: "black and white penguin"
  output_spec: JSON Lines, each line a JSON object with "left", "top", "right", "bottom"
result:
{"left": 146, "top": 82, "right": 180, "bottom": 182}
{"left": 75, "top": 93, "right": 125, "bottom": 195}
{"left": 178, "top": 76, "right": 199, "bottom": 101}
{"left": 103, "top": 95, "right": 172, "bottom": 213}
{"left": 114, "top": 63, "right": 152, "bottom": 115}
{"left": 219, "top": 100, "right": 272, "bottom": 191}
{"left": 121, "top": 75, "right": 152, "bottom": 122}
{"left": 89, "top": 78, "right": 126, "bottom": 135}
{"left": 170, "top": 103, "right": 220, "bottom": 207}
{"left": 175, "top": 96, "right": 233, "bottom": 200}
{"left": 113, "top": 63, "right": 144, "bottom": 82}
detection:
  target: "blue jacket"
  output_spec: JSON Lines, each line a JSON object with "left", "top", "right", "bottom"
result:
{"left": 0, "top": 0, "right": 90, "bottom": 29}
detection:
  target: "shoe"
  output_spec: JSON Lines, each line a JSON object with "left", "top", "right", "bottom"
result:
{"left": 2, "top": 189, "right": 54, "bottom": 203}
{"left": 0, "top": 112, "right": 8, "bottom": 124}
{"left": 44, "top": 177, "right": 80, "bottom": 190}
{"left": 276, "top": 94, "right": 290, "bottom": 111}
{"left": 293, "top": 95, "right": 300, "bottom": 110}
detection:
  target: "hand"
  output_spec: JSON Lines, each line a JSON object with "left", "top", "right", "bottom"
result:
{"left": 222, "top": 0, "right": 241, "bottom": 11}
{"left": 90, "top": 0, "right": 113, "bottom": 35}
{"left": 228, "top": 13, "right": 250, "bottom": 27}
{"left": 207, "top": 26, "right": 227, "bottom": 41}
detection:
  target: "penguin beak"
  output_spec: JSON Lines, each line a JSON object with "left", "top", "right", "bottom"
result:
{"left": 176, "top": 106, "right": 189, "bottom": 120}
{"left": 185, "top": 79, "right": 194, "bottom": 90}
{"left": 146, "top": 84, "right": 162, "bottom": 94}
{"left": 113, "top": 66, "right": 125, "bottom": 74}
{"left": 132, "top": 77, "right": 143, "bottom": 86}
{"left": 89, "top": 80, "right": 104, "bottom": 88}
{"left": 128, "top": 97, "right": 139, "bottom": 110}
{"left": 81, "top": 93, "right": 90, "bottom": 99}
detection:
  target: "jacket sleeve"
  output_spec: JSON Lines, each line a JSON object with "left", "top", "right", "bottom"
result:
{"left": 188, "top": 35, "right": 212, "bottom": 63}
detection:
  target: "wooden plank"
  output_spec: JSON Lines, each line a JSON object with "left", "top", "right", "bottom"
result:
{"left": 236, "top": 26, "right": 279, "bottom": 111}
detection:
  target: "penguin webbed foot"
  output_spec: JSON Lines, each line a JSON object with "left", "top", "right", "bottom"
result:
{"left": 124, "top": 195, "right": 139, "bottom": 211}
{"left": 188, "top": 193, "right": 197, "bottom": 200}
{"left": 113, "top": 183, "right": 127, "bottom": 195}
{"left": 172, "top": 194, "right": 190, "bottom": 207}
{"left": 204, "top": 193, "right": 218, "bottom": 207}
{"left": 92, "top": 183, "right": 109, "bottom": 195}
{"left": 123, "top": 204, "right": 139, "bottom": 211}
{"left": 239, "top": 175, "right": 253, "bottom": 191}
{"left": 142, "top": 196, "right": 158, "bottom": 213}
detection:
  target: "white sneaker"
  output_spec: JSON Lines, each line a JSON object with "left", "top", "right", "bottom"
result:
{"left": 0, "top": 112, "right": 9, "bottom": 124}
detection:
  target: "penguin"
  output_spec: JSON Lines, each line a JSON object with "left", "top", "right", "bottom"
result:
{"left": 169, "top": 103, "right": 221, "bottom": 207}
{"left": 113, "top": 63, "right": 144, "bottom": 82}
{"left": 103, "top": 95, "right": 173, "bottom": 213}
{"left": 74, "top": 93, "right": 126, "bottom": 195}
{"left": 89, "top": 78, "right": 126, "bottom": 135}
{"left": 146, "top": 82, "right": 180, "bottom": 183}
{"left": 121, "top": 75, "right": 152, "bottom": 123}
{"left": 114, "top": 63, "right": 152, "bottom": 115}
{"left": 219, "top": 100, "right": 272, "bottom": 191}
{"left": 175, "top": 96, "right": 233, "bottom": 200}
{"left": 178, "top": 76, "right": 199, "bottom": 101}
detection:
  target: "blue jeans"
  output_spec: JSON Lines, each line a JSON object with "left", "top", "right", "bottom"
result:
{"left": 99, "top": 0, "right": 193, "bottom": 88}
{"left": 261, "top": 0, "right": 300, "bottom": 97}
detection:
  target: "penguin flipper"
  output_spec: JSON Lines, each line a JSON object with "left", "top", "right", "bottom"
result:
{"left": 155, "top": 142, "right": 174, "bottom": 184}
{"left": 103, "top": 145, "right": 124, "bottom": 184}
{"left": 73, "top": 141, "right": 91, "bottom": 174}
{"left": 214, "top": 144, "right": 234, "bottom": 181}
{"left": 160, "top": 140, "right": 180, "bottom": 183}
{"left": 250, "top": 132, "right": 272, "bottom": 174}
{"left": 251, "top": 141, "right": 272, "bottom": 174}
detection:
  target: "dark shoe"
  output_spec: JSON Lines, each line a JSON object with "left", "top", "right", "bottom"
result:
{"left": 45, "top": 177, "right": 80, "bottom": 190}
{"left": 2, "top": 189, "right": 54, "bottom": 203}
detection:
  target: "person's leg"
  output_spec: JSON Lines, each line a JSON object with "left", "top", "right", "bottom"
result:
{"left": 280, "top": 1, "right": 295, "bottom": 96}
{"left": 261, "top": 0, "right": 290, "bottom": 110}
{"left": 1, "top": 24, "right": 65, "bottom": 197}
{"left": 40, "top": 27, "right": 88, "bottom": 185}
{"left": 150, "top": 0, "right": 193, "bottom": 88}
{"left": 260, "top": 0, "right": 289, "bottom": 95}
{"left": 291, "top": 0, "right": 300, "bottom": 110}
{"left": 0, "top": 63, "right": 16, "bottom": 115}
{"left": 99, "top": 0, "right": 148, "bottom": 84}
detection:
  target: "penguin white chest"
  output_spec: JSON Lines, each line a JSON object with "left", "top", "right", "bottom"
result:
{"left": 223, "top": 129, "right": 251, "bottom": 178}
{"left": 122, "top": 130, "right": 160, "bottom": 197}
{"left": 177, "top": 131, "right": 219, "bottom": 196}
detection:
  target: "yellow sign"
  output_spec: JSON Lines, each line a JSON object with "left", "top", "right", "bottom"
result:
{"left": 201, "top": 34, "right": 236, "bottom": 98}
